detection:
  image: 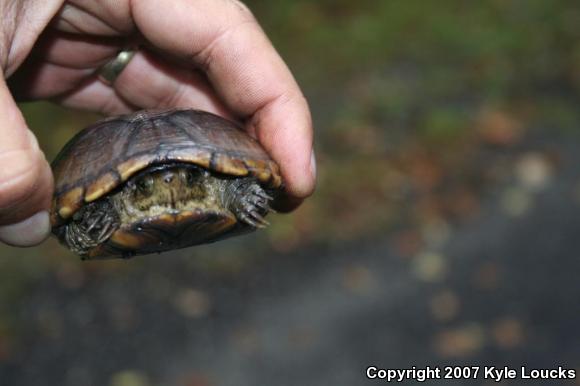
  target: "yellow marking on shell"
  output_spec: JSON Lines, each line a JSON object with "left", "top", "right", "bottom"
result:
{"left": 268, "top": 164, "right": 283, "bottom": 188}
{"left": 242, "top": 158, "right": 263, "bottom": 171}
{"left": 253, "top": 160, "right": 282, "bottom": 188}
{"left": 109, "top": 230, "right": 145, "bottom": 249}
{"left": 190, "top": 149, "right": 212, "bottom": 169}
{"left": 117, "top": 157, "right": 150, "bottom": 181}
{"left": 158, "top": 213, "right": 175, "bottom": 224}
{"left": 255, "top": 168, "right": 272, "bottom": 183}
{"left": 168, "top": 147, "right": 213, "bottom": 169}
{"left": 214, "top": 154, "right": 249, "bottom": 176}
{"left": 176, "top": 210, "right": 195, "bottom": 222}
{"left": 56, "top": 186, "right": 84, "bottom": 220}
{"left": 58, "top": 206, "right": 73, "bottom": 219}
{"left": 85, "top": 172, "right": 119, "bottom": 203}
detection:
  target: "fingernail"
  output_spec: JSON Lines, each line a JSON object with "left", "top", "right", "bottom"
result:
{"left": 309, "top": 150, "right": 317, "bottom": 179}
{"left": 0, "top": 211, "right": 51, "bottom": 247}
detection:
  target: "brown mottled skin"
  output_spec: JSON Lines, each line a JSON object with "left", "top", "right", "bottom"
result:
{"left": 51, "top": 109, "right": 282, "bottom": 259}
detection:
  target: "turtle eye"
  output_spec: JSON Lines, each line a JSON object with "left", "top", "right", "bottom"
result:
{"left": 184, "top": 168, "right": 201, "bottom": 187}
{"left": 136, "top": 175, "right": 154, "bottom": 196}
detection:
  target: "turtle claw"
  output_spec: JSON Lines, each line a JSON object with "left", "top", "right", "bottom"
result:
{"left": 250, "top": 210, "right": 270, "bottom": 227}
{"left": 256, "top": 190, "right": 274, "bottom": 201}
{"left": 86, "top": 212, "right": 105, "bottom": 232}
{"left": 254, "top": 199, "right": 270, "bottom": 212}
{"left": 226, "top": 179, "right": 273, "bottom": 229}
{"left": 240, "top": 212, "right": 269, "bottom": 229}
{"left": 64, "top": 199, "right": 119, "bottom": 257}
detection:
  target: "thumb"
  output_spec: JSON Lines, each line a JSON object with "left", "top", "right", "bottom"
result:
{"left": 0, "top": 79, "right": 53, "bottom": 246}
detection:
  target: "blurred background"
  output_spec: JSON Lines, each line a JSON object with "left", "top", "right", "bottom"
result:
{"left": 2, "top": 1, "right": 580, "bottom": 385}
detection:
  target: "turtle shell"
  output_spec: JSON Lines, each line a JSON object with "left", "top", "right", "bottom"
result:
{"left": 51, "top": 109, "right": 282, "bottom": 228}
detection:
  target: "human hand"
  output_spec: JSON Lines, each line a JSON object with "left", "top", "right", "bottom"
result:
{"left": 0, "top": 0, "right": 315, "bottom": 247}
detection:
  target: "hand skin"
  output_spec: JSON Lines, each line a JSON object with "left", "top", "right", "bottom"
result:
{"left": 0, "top": 0, "right": 315, "bottom": 247}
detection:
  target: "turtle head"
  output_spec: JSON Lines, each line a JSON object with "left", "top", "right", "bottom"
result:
{"left": 125, "top": 165, "right": 209, "bottom": 211}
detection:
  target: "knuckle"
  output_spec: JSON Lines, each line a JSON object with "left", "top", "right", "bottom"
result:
{"left": 196, "top": 18, "right": 256, "bottom": 72}
{"left": 156, "top": 81, "right": 187, "bottom": 110}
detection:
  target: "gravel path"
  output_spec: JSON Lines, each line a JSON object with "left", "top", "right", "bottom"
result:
{"left": 1, "top": 140, "right": 579, "bottom": 386}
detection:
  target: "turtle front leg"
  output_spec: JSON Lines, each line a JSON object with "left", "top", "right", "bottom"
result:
{"left": 221, "top": 178, "right": 273, "bottom": 228}
{"left": 63, "top": 198, "right": 120, "bottom": 257}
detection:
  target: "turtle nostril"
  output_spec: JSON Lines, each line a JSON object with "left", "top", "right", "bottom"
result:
{"left": 163, "top": 173, "right": 174, "bottom": 184}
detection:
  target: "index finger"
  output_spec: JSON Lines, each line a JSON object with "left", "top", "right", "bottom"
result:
{"left": 131, "top": 0, "right": 316, "bottom": 202}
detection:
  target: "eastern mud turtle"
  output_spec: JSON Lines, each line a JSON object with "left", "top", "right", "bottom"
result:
{"left": 51, "top": 109, "right": 282, "bottom": 259}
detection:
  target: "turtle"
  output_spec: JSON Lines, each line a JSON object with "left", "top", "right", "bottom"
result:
{"left": 50, "top": 109, "right": 283, "bottom": 259}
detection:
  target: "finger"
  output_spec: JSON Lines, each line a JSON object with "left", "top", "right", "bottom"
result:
{"left": 29, "top": 30, "right": 121, "bottom": 69}
{"left": 12, "top": 50, "right": 235, "bottom": 117}
{"left": 111, "top": 50, "right": 233, "bottom": 118}
{"left": 56, "top": 80, "right": 136, "bottom": 115}
{"left": 0, "top": 79, "right": 53, "bottom": 246}
{"left": 9, "top": 61, "right": 94, "bottom": 100}
{"left": 9, "top": 59, "right": 136, "bottom": 114}
{"left": 8, "top": 31, "right": 118, "bottom": 101}
{"left": 131, "top": 0, "right": 316, "bottom": 199}
{"left": 57, "top": 51, "right": 233, "bottom": 116}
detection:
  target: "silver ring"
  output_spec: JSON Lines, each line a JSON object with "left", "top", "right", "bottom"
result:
{"left": 98, "top": 49, "right": 136, "bottom": 85}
